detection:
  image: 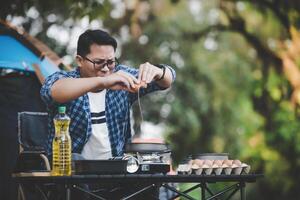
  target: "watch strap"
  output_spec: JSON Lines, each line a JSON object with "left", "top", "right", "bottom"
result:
{"left": 155, "top": 64, "right": 166, "bottom": 81}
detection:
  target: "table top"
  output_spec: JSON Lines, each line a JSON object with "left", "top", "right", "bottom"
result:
{"left": 13, "top": 172, "right": 263, "bottom": 184}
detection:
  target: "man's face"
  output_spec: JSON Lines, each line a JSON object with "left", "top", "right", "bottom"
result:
{"left": 77, "top": 44, "right": 116, "bottom": 78}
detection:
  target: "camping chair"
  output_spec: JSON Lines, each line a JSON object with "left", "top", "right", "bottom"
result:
{"left": 15, "top": 111, "right": 51, "bottom": 200}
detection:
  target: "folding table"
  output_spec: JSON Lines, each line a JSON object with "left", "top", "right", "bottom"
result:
{"left": 13, "top": 172, "right": 263, "bottom": 200}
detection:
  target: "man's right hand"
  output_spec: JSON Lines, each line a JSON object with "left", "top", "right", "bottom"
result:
{"left": 104, "top": 70, "right": 141, "bottom": 92}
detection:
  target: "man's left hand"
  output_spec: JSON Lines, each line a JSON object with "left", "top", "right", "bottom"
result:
{"left": 138, "top": 62, "right": 163, "bottom": 85}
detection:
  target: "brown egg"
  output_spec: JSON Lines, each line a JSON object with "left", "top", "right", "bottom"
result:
{"left": 222, "top": 163, "right": 229, "bottom": 168}
{"left": 212, "top": 164, "right": 219, "bottom": 168}
{"left": 191, "top": 160, "right": 199, "bottom": 169}
{"left": 202, "top": 160, "right": 213, "bottom": 168}
{"left": 191, "top": 163, "right": 199, "bottom": 170}
{"left": 242, "top": 163, "right": 251, "bottom": 174}
{"left": 223, "top": 160, "right": 233, "bottom": 167}
{"left": 213, "top": 160, "right": 223, "bottom": 167}
{"left": 241, "top": 163, "right": 248, "bottom": 167}
{"left": 194, "top": 159, "right": 204, "bottom": 167}
{"left": 233, "top": 160, "right": 242, "bottom": 166}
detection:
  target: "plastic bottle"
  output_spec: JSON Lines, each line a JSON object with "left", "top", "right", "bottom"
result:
{"left": 52, "top": 106, "right": 72, "bottom": 176}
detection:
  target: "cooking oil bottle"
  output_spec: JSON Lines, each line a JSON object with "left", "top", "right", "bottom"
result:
{"left": 52, "top": 106, "right": 72, "bottom": 176}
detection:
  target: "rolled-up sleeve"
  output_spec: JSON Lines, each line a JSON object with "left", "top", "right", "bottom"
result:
{"left": 40, "top": 71, "right": 70, "bottom": 108}
{"left": 164, "top": 64, "right": 176, "bottom": 83}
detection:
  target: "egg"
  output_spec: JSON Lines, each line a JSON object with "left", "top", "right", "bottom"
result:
{"left": 213, "top": 160, "right": 223, "bottom": 167}
{"left": 191, "top": 163, "right": 200, "bottom": 170}
{"left": 194, "top": 159, "right": 204, "bottom": 167}
{"left": 203, "top": 160, "right": 213, "bottom": 166}
{"left": 223, "top": 160, "right": 233, "bottom": 167}
{"left": 233, "top": 160, "right": 242, "bottom": 166}
{"left": 241, "top": 163, "right": 251, "bottom": 174}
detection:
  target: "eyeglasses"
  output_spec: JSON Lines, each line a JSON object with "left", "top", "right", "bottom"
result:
{"left": 84, "top": 57, "right": 119, "bottom": 71}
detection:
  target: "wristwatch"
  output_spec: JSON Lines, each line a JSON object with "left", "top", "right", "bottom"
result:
{"left": 155, "top": 64, "right": 166, "bottom": 81}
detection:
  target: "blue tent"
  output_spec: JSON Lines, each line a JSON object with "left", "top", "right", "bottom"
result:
{"left": 0, "top": 21, "right": 63, "bottom": 80}
{"left": 0, "top": 35, "right": 59, "bottom": 78}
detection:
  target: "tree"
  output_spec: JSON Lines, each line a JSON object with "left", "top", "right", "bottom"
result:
{"left": 179, "top": 0, "right": 300, "bottom": 199}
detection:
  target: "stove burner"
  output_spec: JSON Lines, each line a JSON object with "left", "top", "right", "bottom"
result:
{"left": 124, "top": 142, "right": 172, "bottom": 174}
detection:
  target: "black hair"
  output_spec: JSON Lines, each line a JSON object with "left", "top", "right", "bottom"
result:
{"left": 77, "top": 29, "right": 117, "bottom": 57}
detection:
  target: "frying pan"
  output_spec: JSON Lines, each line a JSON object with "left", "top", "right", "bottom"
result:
{"left": 125, "top": 142, "right": 171, "bottom": 154}
{"left": 192, "top": 153, "right": 229, "bottom": 160}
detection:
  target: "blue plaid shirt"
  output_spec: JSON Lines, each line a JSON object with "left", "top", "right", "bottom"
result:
{"left": 40, "top": 64, "right": 176, "bottom": 156}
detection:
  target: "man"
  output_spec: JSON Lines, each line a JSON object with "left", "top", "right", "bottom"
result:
{"left": 40, "top": 29, "right": 176, "bottom": 160}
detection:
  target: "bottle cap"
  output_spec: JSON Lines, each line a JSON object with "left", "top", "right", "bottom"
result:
{"left": 58, "top": 106, "right": 66, "bottom": 114}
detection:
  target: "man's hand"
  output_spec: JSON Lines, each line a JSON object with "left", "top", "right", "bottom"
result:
{"left": 103, "top": 62, "right": 166, "bottom": 93}
{"left": 104, "top": 70, "right": 140, "bottom": 92}
{"left": 138, "top": 62, "right": 163, "bottom": 84}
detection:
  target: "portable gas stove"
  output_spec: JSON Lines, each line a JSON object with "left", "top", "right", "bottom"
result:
{"left": 124, "top": 142, "right": 171, "bottom": 174}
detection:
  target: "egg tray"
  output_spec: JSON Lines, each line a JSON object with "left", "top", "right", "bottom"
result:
{"left": 177, "top": 159, "right": 251, "bottom": 175}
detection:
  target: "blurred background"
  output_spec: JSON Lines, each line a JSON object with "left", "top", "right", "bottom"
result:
{"left": 1, "top": 0, "right": 300, "bottom": 199}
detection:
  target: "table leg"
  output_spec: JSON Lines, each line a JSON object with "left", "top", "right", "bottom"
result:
{"left": 201, "top": 183, "right": 206, "bottom": 200}
{"left": 122, "top": 184, "right": 156, "bottom": 200}
{"left": 66, "top": 185, "right": 71, "bottom": 200}
{"left": 240, "top": 182, "right": 246, "bottom": 200}
{"left": 18, "top": 184, "right": 26, "bottom": 200}
{"left": 162, "top": 183, "right": 196, "bottom": 200}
